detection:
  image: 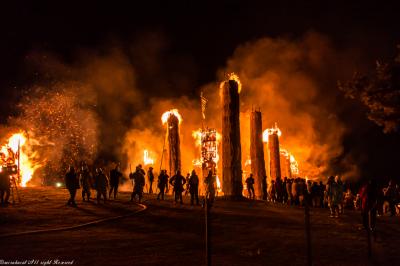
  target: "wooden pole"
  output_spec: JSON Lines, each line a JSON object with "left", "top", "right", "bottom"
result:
{"left": 268, "top": 133, "right": 281, "bottom": 182}
{"left": 250, "top": 110, "right": 267, "bottom": 199}
{"left": 167, "top": 114, "right": 181, "bottom": 177}
{"left": 221, "top": 79, "right": 242, "bottom": 199}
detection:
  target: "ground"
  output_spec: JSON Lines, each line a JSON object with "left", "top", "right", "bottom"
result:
{"left": 0, "top": 188, "right": 399, "bottom": 266}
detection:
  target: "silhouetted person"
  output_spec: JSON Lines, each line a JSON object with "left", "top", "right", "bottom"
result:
{"left": 269, "top": 180, "right": 276, "bottom": 203}
{"left": 169, "top": 170, "right": 186, "bottom": 204}
{"left": 0, "top": 169, "right": 10, "bottom": 205}
{"left": 130, "top": 166, "right": 145, "bottom": 203}
{"left": 204, "top": 170, "right": 216, "bottom": 204}
{"left": 65, "top": 166, "right": 79, "bottom": 207}
{"left": 245, "top": 174, "right": 255, "bottom": 200}
{"left": 147, "top": 167, "right": 154, "bottom": 194}
{"left": 327, "top": 176, "right": 339, "bottom": 217}
{"left": 360, "top": 179, "right": 378, "bottom": 236}
{"left": 189, "top": 170, "right": 199, "bottom": 205}
{"left": 95, "top": 168, "right": 108, "bottom": 204}
{"left": 282, "top": 177, "right": 288, "bottom": 204}
{"left": 157, "top": 170, "right": 169, "bottom": 200}
{"left": 276, "top": 176, "right": 283, "bottom": 203}
{"left": 80, "top": 164, "right": 92, "bottom": 201}
{"left": 109, "top": 165, "right": 122, "bottom": 199}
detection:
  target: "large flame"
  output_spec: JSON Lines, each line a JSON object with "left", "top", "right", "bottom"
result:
{"left": 143, "top": 149, "right": 154, "bottom": 166}
{"left": 220, "top": 72, "right": 242, "bottom": 93}
{"left": 0, "top": 132, "right": 41, "bottom": 187}
{"left": 161, "top": 109, "right": 182, "bottom": 125}
{"left": 262, "top": 123, "right": 282, "bottom": 142}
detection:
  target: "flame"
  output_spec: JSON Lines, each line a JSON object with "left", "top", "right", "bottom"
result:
{"left": 143, "top": 149, "right": 154, "bottom": 166}
{"left": 161, "top": 109, "right": 182, "bottom": 125}
{"left": 192, "top": 128, "right": 221, "bottom": 166}
{"left": 289, "top": 154, "right": 299, "bottom": 175}
{"left": 280, "top": 148, "right": 300, "bottom": 176}
{"left": 1, "top": 132, "right": 41, "bottom": 187}
{"left": 216, "top": 175, "right": 222, "bottom": 193}
{"left": 220, "top": 72, "right": 242, "bottom": 93}
{"left": 262, "top": 123, "right": 282, "bottom": 142}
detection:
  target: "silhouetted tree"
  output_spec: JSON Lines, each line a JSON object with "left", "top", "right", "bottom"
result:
{"left": 339, "top": 46, "right": 400, "bottom": 133}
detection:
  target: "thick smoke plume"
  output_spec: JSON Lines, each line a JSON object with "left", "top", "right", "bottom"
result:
{"left": 3, "top": 32, "right": 360, "bottom": 185}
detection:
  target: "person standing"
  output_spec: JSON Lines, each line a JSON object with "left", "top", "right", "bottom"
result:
{"left": 327, "top": 176, "right": 339, "bottom": 218}
{"left": 130, "top": 166, "right": 145, "bottom": 203}
{"left": 359, "top": 179, "right": 378, "bottom": 237}
{"left": 147, "top": 167, "right": 155, "bottom": 194}
{"left": 0, "top": 168, "right": 10, "bottom": 205}
{"left": 109, "top": 165, "right": 122, "bottom": 199}
{"left": 157, "top": 170, "right": 169, "bottom": 200}
{"left": 188, "top": 170, "right": 199, "bottom": 205}
{"left": 169, "top": 170, "right": 186, "bottom": 204}
{"left": 95, "top": 168, "right": 108, "bottom": 204}
{"left": 204, "top": 170, "right": 216, "bottom": 204}
{"left": 80, "top": 164, "right": 92, "bottom": 201}
{"left": 245, "top": 174, "right": 255, "bottom": 200}
{"left": 65, "top": 166, "right": 79, "bottom": 207}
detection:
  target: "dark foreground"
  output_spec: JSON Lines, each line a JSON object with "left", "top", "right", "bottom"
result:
{"left": 0, "top": 188, "right": 399, "bottom": 266}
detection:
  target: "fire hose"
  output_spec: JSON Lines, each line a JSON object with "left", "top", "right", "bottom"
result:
{"left": 0, "top": 202, "right": 147, "bottom": 238}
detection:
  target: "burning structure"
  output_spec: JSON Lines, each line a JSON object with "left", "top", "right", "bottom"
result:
{"left": 280, "top": 149, "right": 292, "bottom": 179}
{"left": 250, "top": 110, "right": 267, "bottom": 199}
{"left": 0, "top": 132, "right": 40, "bottom": 188}
{"left": 162, "top": 109, "right": 182, "bottom": 176}
{"left": 263, "top": 125, "right": 300, "bottom": 186}
{"left": 263, "top": 123, "right": 282, "bottom": 182}
{"left": 221, "top": 73, "right": 243, "bottom": 198}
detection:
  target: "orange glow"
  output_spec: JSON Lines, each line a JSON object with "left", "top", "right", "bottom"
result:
{"left": 161, "top": 109, "right": 182, "bottom": 125}
{"left": 220, "top": 72, "right": 242, "bottom": 93}
{"left": 143, "top": 149, "right": 154, "bottom": 166}
{"left": 262, "top": 123, "right": 282, "bottom": 142}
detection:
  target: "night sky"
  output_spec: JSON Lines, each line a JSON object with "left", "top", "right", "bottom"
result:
{"left": 1, "top": 0, "right": 400, "bottom": 181}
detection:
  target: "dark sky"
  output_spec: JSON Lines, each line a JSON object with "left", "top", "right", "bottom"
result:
{"left": 1, "top": 0, "right": 400, "bottom": 180}
{"left": 1, "top": 0, "right": 400, "bottom": 98}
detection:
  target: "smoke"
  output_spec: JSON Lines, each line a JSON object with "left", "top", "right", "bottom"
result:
{"left": 201, "top": 32, "right": 357, "bottom": 179}
{"left": 3, "top": 31, "right": 362, "bottom": 185}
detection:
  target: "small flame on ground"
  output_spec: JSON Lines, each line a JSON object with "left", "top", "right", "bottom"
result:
{"left": 161, "top": 109, "right": 182, "bottom": 125}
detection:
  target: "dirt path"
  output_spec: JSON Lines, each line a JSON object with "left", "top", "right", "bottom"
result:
{"left": 0, "top": 188, "right": 399, "bottom": 266}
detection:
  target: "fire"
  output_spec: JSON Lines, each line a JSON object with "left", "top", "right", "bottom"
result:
{"left": 220, "top": 72, "right": 242, "bottom": 93}
{"left": 161, "top": 109, "right": 182, "bottom": 125}
{"left": 0, "top": 132, "right": 41, "bottom": 187}
{"left": 280, "top": 148, "right": 300, "bottom": 176}
{"left": 289, "top": 154, "right": 299, "bottom": 175}
{"left": 262, "top": 123, "right": 282, "bottom": 142}
{"left": 216, "top": 175, "right": 222, "bottom": 193}
{"left": 143, "top": 149, "right": 154, "bottom": 166}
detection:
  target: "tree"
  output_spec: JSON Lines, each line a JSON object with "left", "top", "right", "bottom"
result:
{"left": 338, "top": 46, "right": 400, "bottom": 133}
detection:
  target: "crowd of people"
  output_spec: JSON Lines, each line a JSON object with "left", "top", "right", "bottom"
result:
{"left": 262, "top": 175, "right": 400, "bottom": 218}
{"left": 63, "top": 162, "right": 215, "bottom": 207}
